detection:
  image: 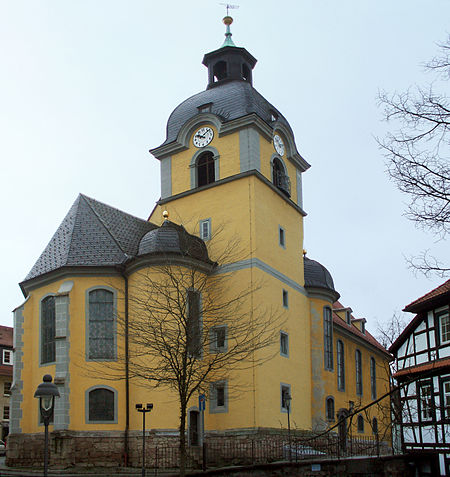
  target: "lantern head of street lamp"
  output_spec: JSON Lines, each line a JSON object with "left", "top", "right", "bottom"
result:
{"left": 136, "top": 403, "right": 143, "bottom": 410}
{"left": 34, "top": 375, "right": 60, "bottom": 419}
{"left": 146, "top": 403, "right": 153, "bottom": 411}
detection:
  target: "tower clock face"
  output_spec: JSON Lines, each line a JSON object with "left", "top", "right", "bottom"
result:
{"left": 273, "top": 134, "right": 285, "bottom": 156}
{"left": 193, "top": 127, "right": 214, "bottom": 148}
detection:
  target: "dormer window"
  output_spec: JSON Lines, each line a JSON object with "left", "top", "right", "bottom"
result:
{"left": 197, "top": 151, "right": 215, "bottom": 187}
{"left": 272, "top": 157, "right": 291, "bottom": 197}
{"left": 213, "top": 61, "right": 227, "bottom": 82}
{"left": 346, "top": 310, "right": 351, "bottom": 325}
{"left": 270, "top": 111, "right": 278, "bottom": 122}
{"left": 198, "top": 103, "right": 212, "bottom": 113}
{"left": 242, "top": 63, "right": 251, "bottom": 82}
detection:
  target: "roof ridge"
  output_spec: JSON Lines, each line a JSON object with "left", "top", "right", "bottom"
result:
{"left": 79, "top": 195, "right": 129, "bottom": 257}
{"left": 404, "top": 279, "right": 450, "bottom": 311}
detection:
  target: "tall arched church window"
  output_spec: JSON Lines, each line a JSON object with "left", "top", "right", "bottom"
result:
{"left": 272, "top": 157, "right": 291, "bottom": 197}
{"left": 41, "top": 296, "right": 56, "bottom": 364}
{"left": 370, "top": 357, "right": 377, "bottom": 399}
{"left": 323, "top": 307, "right": 333, "bottom": 370}
{"left": 187, "top": 290, "right": 201, "bottom": 357}
{"left": 213, "top": 61, "right": 227, "bottom": 82}
{"left": 337, "top": 340, "right": 345, "bottom": 391}
{"left": 197, "top": 151, "right": 215, "bottom": 187}
{"left": 88, "top": 289, "right": 114, "bottom": 360}
{"left": 355, "top": 349, "right": 363, "bottom": 396}
{"left": 326, "top": 397, "right": 335, "bottom": 421}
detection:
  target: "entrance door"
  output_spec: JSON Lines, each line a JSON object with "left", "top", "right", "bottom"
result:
{"left": 189, "top": 410, "right": 200, "bottom": 446}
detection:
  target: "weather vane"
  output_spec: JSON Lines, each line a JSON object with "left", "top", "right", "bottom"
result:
{"left": 220, "top": 3, "right": 239, "bottom": 16}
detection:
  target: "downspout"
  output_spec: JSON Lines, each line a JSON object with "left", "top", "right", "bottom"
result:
{"left": 119, "top": 265, "right": 130, "bottom": 466}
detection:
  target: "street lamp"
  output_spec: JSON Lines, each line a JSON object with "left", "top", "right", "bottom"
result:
{"left": 136, "top": 403, "right": 153, "bottom": 477}
{"left": 34, "top": 375, "right": 60, "bottom": 477}
{"left": 285, "top": 393, "right": 292, "bottom": 462}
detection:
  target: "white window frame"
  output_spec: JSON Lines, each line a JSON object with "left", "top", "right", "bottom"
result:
{"left": 439, "top": 311, "right": 450, "bottom": 344}
{"left": 2, "top": 349, "right": 12, "bottom": 366}
{"left": 199, "top": 218, "right": 211, "bottom": 241}
{"left": 3, "top": 382, "right": 11, "bottom": 396}
{"left": 419, "top": 382, "right": 433, "bottom": 421}
{"left": 209, "top": 381, "right": 228, "bottom": 413}
{"left": 280, "top": 331, "right": 289, "bottom": 357}
{"left": 443, "top": 380, "right": 450, "bottom": 419}
{"left": 209, "top": 325, "right": 227, "bottom": 353}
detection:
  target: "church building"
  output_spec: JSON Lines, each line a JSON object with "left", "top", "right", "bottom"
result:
{"left": 7, "top": 17, "right": 391, "bottom": 467}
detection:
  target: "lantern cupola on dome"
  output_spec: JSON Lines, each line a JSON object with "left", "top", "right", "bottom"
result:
{"left": 202, "top": 16, "right": 257, "bottom": 89}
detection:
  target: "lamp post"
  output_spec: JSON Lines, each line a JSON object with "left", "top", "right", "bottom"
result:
{"left": 285, "top": 393, "right": 292, "bottom": 462}
{"left": 136, "top": 403, "right": 153, "bottom": 477}
{"left": 34, "top": 375, "right": 60, "bottom": 477}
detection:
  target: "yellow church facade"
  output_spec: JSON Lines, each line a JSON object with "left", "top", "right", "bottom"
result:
{"left": 7, "top": 18, "right": 391, "bottom": 467}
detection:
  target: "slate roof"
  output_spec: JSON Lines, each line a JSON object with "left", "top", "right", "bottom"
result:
{"left": 24, "top": 194, "right": 157, "bottom": 283}
{"left": 403, "top": 279, "right": 450, "bottom": 313}
{"left": 139, "top": 220, "right": 213, "bottom": 264}
{"left": 303, "top": 257, "right": 338, "bottom": 295}
{"left": 332, "top": 301, "right": 391, "bottom": 357}
{"left": 162, "top": 80, "right": 294, "bottom": 146}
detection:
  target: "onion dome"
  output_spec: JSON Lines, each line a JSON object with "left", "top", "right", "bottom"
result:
{"left": 304, "top": 256, "right": 340, "bottom": 302}
{"left": 138, "top": 220, "right": 213, "bottom": 264}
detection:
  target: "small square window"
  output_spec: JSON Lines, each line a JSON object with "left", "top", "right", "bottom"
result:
{"left": 199, "top": 219, "right": 211, "bottom": 241}
{"left": 210, "top": 381, "right": 228, "bottom": 413}
{"left": 280, "top": 331, "right": 289, "bottom": 357}
{"left": 210, "top": 326, "right": 227, "bottom": 353}
{"left": 279, "top": 226, "right": 285, "bottom": 248}
{"left": 282, "top": 290, "right": 289, "bottom": 308}
{"left": 281, "top": 384, "right": 291, "bottom": 413}
{"left": 4, "top": 382, "right": 11, "bottom": 396}
{"left": 3, "top": 406, "right": 9, "bottom": 420}
{"left": 3, "top": 350, "right": 12, "bottom": 365}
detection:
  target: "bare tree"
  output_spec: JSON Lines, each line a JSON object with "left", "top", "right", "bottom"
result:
{"left": 93, "top": 226, "right": 282, "bottom": 475}
{"left": 376, "top": 312, "right": 408, "bottom": 351}
{"left": 377, "top": 35, "right": 450, "bottom": 277}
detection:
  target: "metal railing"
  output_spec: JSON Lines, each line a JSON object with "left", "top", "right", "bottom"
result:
{"left": 137, "top": 434, "right": 390, "bottom": 473}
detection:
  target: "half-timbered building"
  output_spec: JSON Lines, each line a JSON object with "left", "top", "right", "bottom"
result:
{"left": 390, "top": 280, "right": 450, "bottom": 476}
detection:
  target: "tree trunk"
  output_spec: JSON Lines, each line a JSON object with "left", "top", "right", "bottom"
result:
{"left": 179, "top": 401, "right": 187, "bottom": 477}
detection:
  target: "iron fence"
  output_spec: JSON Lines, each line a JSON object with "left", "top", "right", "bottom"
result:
{"left": 139, "top": 433, "right": 391, "bottom": 473}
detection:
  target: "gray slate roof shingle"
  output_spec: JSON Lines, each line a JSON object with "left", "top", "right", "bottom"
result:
{"left": 24, "top": 194, "right": 157, "bottom": 282}
{"left": 162, "top": 80, "right": 295, "bottom": 147}
{"left": 303, "top": 256, "right": 337, "bottom": 294}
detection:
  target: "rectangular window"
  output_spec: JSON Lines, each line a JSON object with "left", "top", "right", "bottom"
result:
{"left": 3, "top": 406, "right": 9, "bottom": 420}
{"left": 210, "top": 381, "right": 227, "bottom": 413}
{"left": 88, "top": 289, "right": 115, "bottom": 360}
{"left": 440, "top": 311, "right": 450, "bottom": 344}
{"left": 419, "top": 382, "right": 433, "bottom": 421}
{"left": 282, "top": 289, "right": 289, "bottom": 308}
{"left": 2, "top": 350, "right": 12, "bottom": 365}
{"left": 281, "top": 384, "right": 291, "bottom": 413}
{"left": 337, "top": 340, "right": 345, "bottom": 391}
{"left": 210, "top": 326, "right": 227, "bottom": 352}
{"left": 355, "top": 349, "right": 362, "bottom": 396}
{"left": 41, "top": 296, "right": 56, "bottom": 364}
{"left": 443, "top": 381, "right": 450, "bottom": 419}
{"left": 280, "top": 331, "right": 289, "bottom": 357}
{"left": 324, "top": 307, "right": 333, "bottom": 370}
{"left": 279, "top": 226, "right": 286, "bottom": 248}
{"left": 187, "top": 290, "right": 201, "bottom": 357}
{"left": 3, "top": 382, "right": 11, "bottom": 396}
{"left": 370, "top": 357, "right": 377, "bottom": 400}
{"left": 199, "top": 218, "right": 211, "bottom": 241}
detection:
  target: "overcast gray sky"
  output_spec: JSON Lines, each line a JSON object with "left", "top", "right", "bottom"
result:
{"left": 1, "top": 0, "right": 448, "bottom": 334}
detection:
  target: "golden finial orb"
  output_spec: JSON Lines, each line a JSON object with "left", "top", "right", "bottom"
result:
{"left": 163, "top": 210, "right": 169, "bottom": 219}
{"left": 223, "top": 16, "right": 233, "bottom": 26}
{"left": 303, "top": 249, "right": 307, "bottom": 257}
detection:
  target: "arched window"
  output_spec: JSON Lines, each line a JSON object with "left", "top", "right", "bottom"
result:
{"left": 337, "top": 340, "right": 345, "bottom": 391}
{"left": 242, "top": 63, "right": 251, "bottom": 82}
{"left": 370, "top": 357, "right": 377, "bottom": 400}
{"left": 372, "top": 417, "right": 378, "bottom": 435}
{"left": 357, "top": 414, "right": 364, "bottom": 433}
{"left": 355, "top": 349, "right": 363, "bottom": 396}
{"left": 323, "top": 307, "right": 333, "bottom": 370}
{"left": 326, "top": 397, "right": 335, "bottom": 421}
{"left": 197, "top": 151, "right": 215, "bottom": 187}
{"left": 87, "top": 387, "right": 116, "bottom": 422}
{"left": 41, "top": 296, "right": 56, "bottom": 364}
{"left": 88, "top": 289, "right": 114, "bottom": 360}
{"left": 213, "top": 61, "right": 227, "bottom": 82}
{"left": 272, "top": 157, "right": 291, "bottom": 197}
